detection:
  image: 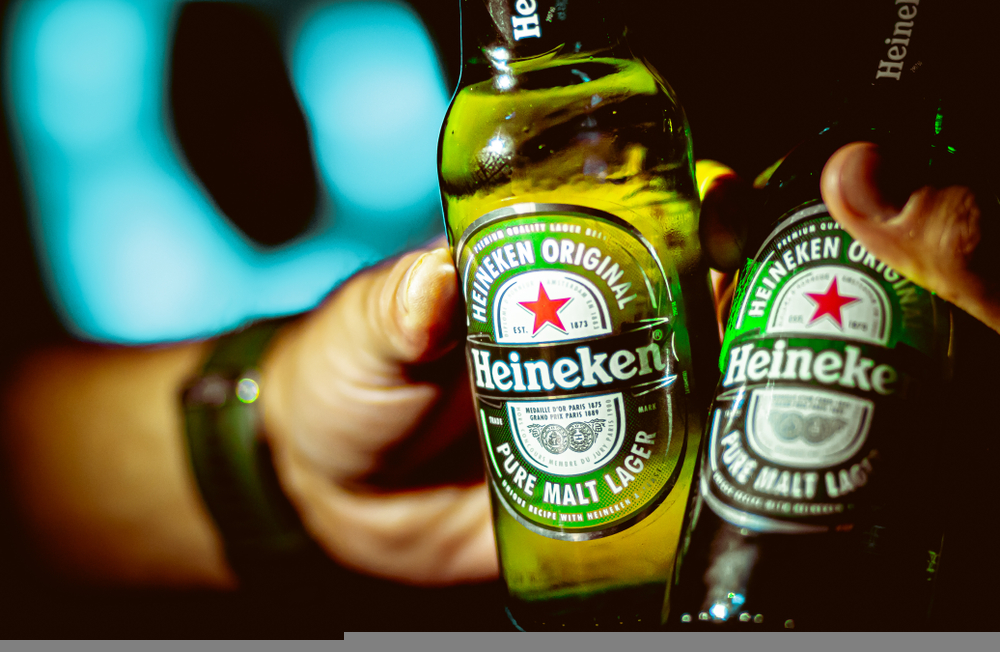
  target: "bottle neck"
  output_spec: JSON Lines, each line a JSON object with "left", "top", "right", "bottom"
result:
{"left": 459, "top": 0, "right": 630, "bottom": 84}
{"left": 839, "top": 0, "right": 945, "bottom": 126}
{"left": 755, "top": 0, "right": 953, "bottom": 246}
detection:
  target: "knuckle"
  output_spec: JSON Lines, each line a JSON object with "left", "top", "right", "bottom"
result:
{"left": 911, "top": 186, "right": 982, "bottom": 264}
{"left": 946, "top": 187, "right": 983, "bottom": 259}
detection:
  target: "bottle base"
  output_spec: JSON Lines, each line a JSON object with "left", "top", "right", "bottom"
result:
{"left": 504, "top": 582, "right": 665, "bottom": 631}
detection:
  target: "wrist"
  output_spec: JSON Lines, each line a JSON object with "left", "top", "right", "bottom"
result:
{"left": 182, "top": 318, "right": 318, "bottom": 583}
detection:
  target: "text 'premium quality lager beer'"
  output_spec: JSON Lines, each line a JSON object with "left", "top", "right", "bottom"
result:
{"left": 667, "top": 0, "right": 957, "bottom": 631}
{"left": 438, "top": 0, "right": 717, "bottom": 630}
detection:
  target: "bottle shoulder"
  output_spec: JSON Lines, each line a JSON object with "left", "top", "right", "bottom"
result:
{"left": 441, "top": 57, "right": 677, "bottom": 142}
{"left": 439, "top": 55, "right": 697, "bottom": 221}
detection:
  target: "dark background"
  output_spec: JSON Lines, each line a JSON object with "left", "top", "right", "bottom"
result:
{"left": 1, "top": 0, "right": 998, "bottom": 635}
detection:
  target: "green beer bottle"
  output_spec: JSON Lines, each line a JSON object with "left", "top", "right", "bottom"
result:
{"left": 438, "top": 0, "right": 716, "bottom": 630}
{"left": 667, "top": 0, "right": 956, "bottom": 630}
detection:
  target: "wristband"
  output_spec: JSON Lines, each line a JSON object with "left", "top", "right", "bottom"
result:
{"left": 182, "top": 318, "right": 313, "bottom": 580}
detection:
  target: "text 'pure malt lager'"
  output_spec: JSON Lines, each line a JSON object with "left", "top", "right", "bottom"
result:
{"left": 667, "top": 0, "right": 956, "bottom": 631}
{"left": 438, "top": 0, "right": 716, "bottom": 630}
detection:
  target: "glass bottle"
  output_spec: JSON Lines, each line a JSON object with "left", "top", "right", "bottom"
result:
{"left": 667, "top": 0, "right": 955, "bottom": 631}
{"left": 438, "top": 0, "right": 716, "bottom": 630}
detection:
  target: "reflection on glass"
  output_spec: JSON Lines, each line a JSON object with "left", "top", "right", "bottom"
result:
{"left": 236, "top": 377, "right": 260, "bottom": 404}
{"left": 494, "top": 73, "right": 515, "bottom": 91}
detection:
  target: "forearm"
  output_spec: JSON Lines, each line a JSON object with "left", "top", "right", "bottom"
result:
{"left": 2, "top": 341, "right": 236, "bottom": 589}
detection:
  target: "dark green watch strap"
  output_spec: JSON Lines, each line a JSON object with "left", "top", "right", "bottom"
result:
{"left": 182, "top": 318, "right": 313, "bottom": 580}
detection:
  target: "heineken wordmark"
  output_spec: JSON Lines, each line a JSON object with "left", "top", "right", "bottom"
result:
{"left": 439, "top": 0, "right": 716, "bottom": 630}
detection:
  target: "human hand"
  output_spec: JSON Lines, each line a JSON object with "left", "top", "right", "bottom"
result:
{"left": 696, "top": 160, "right": 751, "bottom": 338}
{"left": 259, "top": 239, "right": 498, "bottom": 586}
{"left": 821, "top": 142, "right": 1000, "bottom": 333}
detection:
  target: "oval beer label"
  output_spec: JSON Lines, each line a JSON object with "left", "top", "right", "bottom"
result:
{"left": 457, "top": 203, "right": 693, "bottom": 540}
{"left": 702, "top": 202, "right": 944, "bottom": 533}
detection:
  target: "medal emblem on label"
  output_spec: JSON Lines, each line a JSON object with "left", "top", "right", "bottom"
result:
{"left": 457, "top": 203, "right": 692, "bottom": 540}
{"left": 508, "top": 393, "right": 624, "bottom": 476}
{"left": 744, "top": 387, "right": 873, "bottom": 469}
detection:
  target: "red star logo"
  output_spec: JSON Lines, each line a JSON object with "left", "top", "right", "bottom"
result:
{"left": 519, "top": 283, "right": 571, "bottom": 335}
{"left": 805, "top": 277, "right": 859, "bottom": 328}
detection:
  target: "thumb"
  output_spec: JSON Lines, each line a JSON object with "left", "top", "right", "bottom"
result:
{"left": 261, "top": 241, "right": 464, "bottom": 479}
{"left": 324, "top": 242, "right": 462, "bottom": 371}
{"left": 821, "top": 142, "right": 1000, "bottom": 332}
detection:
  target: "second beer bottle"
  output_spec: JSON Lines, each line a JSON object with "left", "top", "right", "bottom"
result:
{"left": 667, "top": 0, "right": 956, "bottom": 631}
{"left": 438, "top": 0, "right": 717, "bottom": 630}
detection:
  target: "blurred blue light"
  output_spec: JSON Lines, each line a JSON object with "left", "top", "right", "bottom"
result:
{"left": 292, "top": 1, "right": 448, "bottom": 216}
{"left": 4, "top": 0, "right": 446, "bottom": 343}
{"left": 31, "top": 0, "right": 145, "bottom": 149}
{"left": 62, "top": 162, "right": 251, "bottom": 337}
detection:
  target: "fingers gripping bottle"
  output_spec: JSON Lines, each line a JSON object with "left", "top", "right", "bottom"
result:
{"left": 667, "top": 0, "right": 956, "bottom": 631}
{"left": 438, "top": 0, "right": 717, "bottom": 630}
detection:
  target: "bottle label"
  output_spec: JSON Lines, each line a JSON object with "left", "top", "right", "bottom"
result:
{"left": 456, "top": 203, "right": 691, "bottom": 541}
{"left": 703, "top": 202, "right": 942, "bottom": 533}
